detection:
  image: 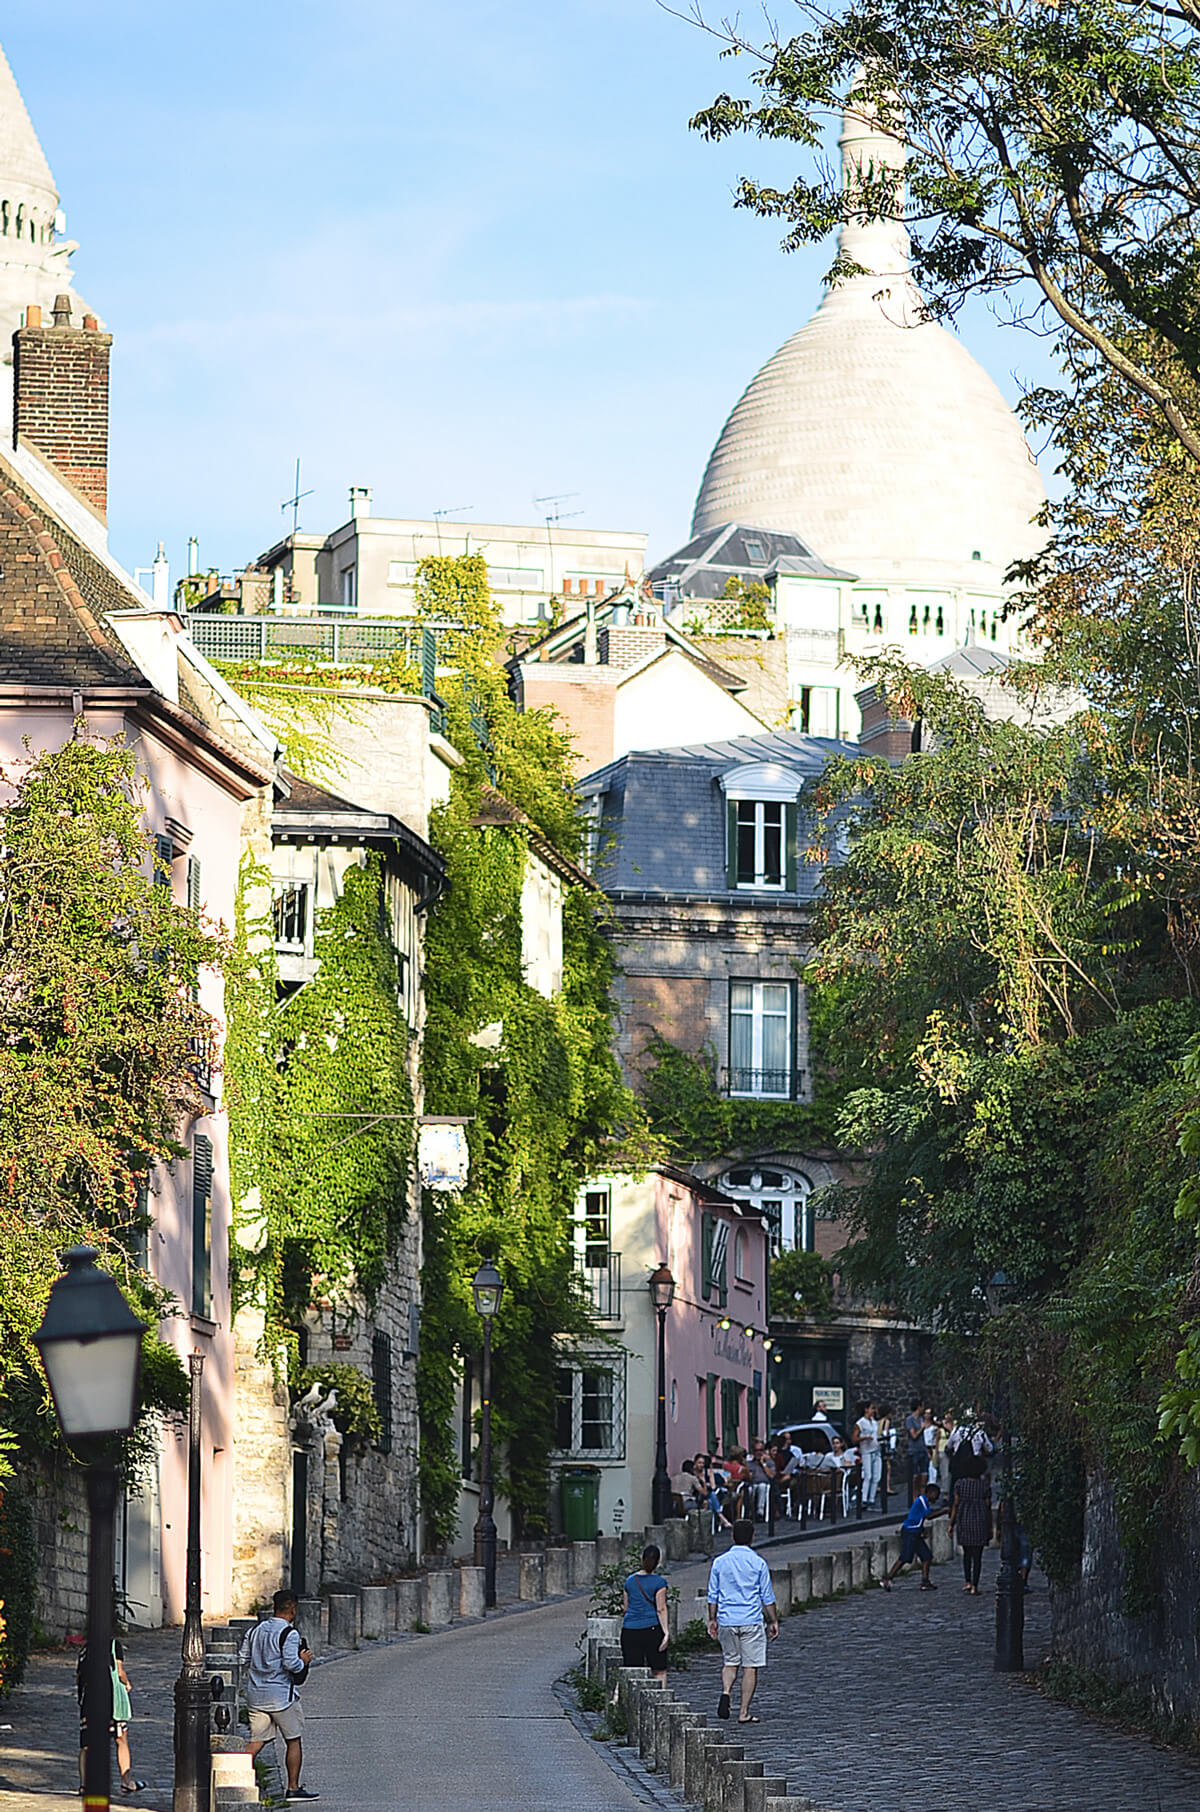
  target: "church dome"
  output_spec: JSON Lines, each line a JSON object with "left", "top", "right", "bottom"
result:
{"left": 691, "top": 101, "right": 1046, "bottom": 578}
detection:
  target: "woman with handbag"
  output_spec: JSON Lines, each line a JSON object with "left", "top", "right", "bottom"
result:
{"left": 620, "top": 1543, "right": 671, "bottom": 1683}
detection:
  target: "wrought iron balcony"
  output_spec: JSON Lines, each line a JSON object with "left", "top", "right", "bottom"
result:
{"left": 184, "top": 1006, "right": 218, "bottom": 1094}
{"left": 581, "top": 1250, "right": 622, "bottom": 1321}
{"left": 721, "top": 1067, "right": 801, "bottom": 1100}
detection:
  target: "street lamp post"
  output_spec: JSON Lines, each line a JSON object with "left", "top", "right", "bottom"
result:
{"left": 648, "top": 1264, "right": 676, "bottom": 1525}
{"left": 988, "top": 1270, "right": 1025, "bottom": 1673}
{"left": 33, "top": 1247, "right": 145, "bottom": 1812}
{"left": 471, "top": 1261, "right": 504, "bottom": 1609}
{"left": 173, "top": 1351, "right": 209, "bottom": 1812}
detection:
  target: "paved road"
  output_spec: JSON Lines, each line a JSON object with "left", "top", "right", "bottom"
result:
{"left": 666, "top": 1544, "right": 1200, "bottom": 1812}
{"left": 304, "top": 1595, "right": 647, "bottom": 1811}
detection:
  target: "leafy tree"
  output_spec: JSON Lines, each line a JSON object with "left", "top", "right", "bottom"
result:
{"left": 769, "top": 1248, "right": 836, "bottom": 1321}
{"left": 690, "top": 0, "right": 1200, "bottom": 459}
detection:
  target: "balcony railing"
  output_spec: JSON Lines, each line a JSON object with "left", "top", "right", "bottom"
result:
{"left": 721, "top": 1067, "right": 802, "bottom": 1100}
{"left": 582, "top": 1250, "right": 622, "bottom": 1321}
{"left": 184, "top": 1005, "right": 218, "bottom": 1094}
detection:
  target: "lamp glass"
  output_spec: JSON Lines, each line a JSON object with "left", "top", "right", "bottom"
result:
{"left": 40, "top": 1328, "right": 143, "bottom": 1438}
{"left": 648, "top": 1264, "right": 675, "bottom": 1312}
{"left": 472, "top": 1261, "right": 504, "bottom": 1318}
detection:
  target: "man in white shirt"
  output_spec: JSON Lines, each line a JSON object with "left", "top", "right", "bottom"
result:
{"left": 706, "top": 1520, "right": 779, "bottom": 1724}
{"left": 854, "top": 1401, "right": 881, "bottom": 1507}
{"left": 238, "top": 1591, "right": 317, "bottom": 1801}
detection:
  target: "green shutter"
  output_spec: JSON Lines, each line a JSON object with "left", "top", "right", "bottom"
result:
{"left": 192, "top": 1134, "right": 213, "bottom": 1317}
{"left": 706, "top": 1373, "right": 718, "bottom": 1451}
{"left": 748, "top": 1389, "right": 760, "bottom": 1441}
{"left": 187, "top": 855, "right": 201, "bottom": 913}
{"left": 726, "top": 801, "right": 738, "bottom": 890}
{"left": 701, "top": 1213, "right": 713, "bottom": 1301}
{"left": 154, "top": 833, "right": 173, "bottom": 888}
{"left": 785, "top": 802, "right": 797, "bottom": 893}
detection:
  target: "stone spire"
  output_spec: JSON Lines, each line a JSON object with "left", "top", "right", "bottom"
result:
{"left": 0, "top": 39, "right": 98, "bottom": 431}
{"left": 835, "top": 85, "right": 913, "bottom": 291}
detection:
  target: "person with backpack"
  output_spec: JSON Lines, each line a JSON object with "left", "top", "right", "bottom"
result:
{"left": 238, "top": 1589, "right": 318, "bottom": 1801}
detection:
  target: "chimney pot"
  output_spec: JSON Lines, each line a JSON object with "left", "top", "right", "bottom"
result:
{"left": 25, "top": 303, "right": 41, "bottom": 328}
{"left": 82, "top": 313, "right": 97, "bottom": 331}
{"left": 52, "top": 293, "right": 71, "bottom": 326}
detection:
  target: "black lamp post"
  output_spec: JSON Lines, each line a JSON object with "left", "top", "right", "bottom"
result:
{"left": 987, "top": 1270, "right": 1025, "bottom": 1672}
{"left": 173, "top": 1351, "right": 209, "bottom": 1812}
{"left": 648, "top": 1263, "right": 676, "bottom": 1525}
{"left": 33, "top": 1247, "right": 145, "bottom": 1812}
{"left": 471, "top": 1260, "right": 504, "bottom": 1609}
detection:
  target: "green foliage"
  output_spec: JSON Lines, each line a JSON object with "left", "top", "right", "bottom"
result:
{"left": 588, "top": 1544, "right": 644, "bottom": 1616}
{"left": 0, "top": 1479, "right": 36, "bottom": 1694}
{"left": 294, "top": 1364, "right": 382, "bottom": 1443}
{"left": 0, "top": 736, "right": 222, "bottom": 1459}
{"left": 719, "top": 576, "right": 772, "bottom": 631}
{"left": 638, "top": 1036, "right": 839, "bottom": 1161}
{"left": 226, "top": 857, "right": 413, "bottom": 1346}
{"left": 769, "top": 1249, "right": 835, "bottom": 1322}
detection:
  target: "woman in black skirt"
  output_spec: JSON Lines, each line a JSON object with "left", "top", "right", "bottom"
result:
{"left": 948, "top": 1454, "right": 993, "bottom": 1594}
{"left": 620, "top": 1543, "right": 670, "bottom": 1681}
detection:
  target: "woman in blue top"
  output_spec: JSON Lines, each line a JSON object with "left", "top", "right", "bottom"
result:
{"left": 620, "top": 1543, "right": 670, "bottom": 1681}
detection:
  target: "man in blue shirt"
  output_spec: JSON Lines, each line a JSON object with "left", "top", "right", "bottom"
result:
{"left": 706, "top": 1519, "right": 779, "bottom": 1723}
{"left": 882, "top": 1483, "right": 947, "bottom": 1592}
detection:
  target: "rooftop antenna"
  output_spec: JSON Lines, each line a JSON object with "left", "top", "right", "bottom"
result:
{"left": 282, "top": 458, "right": 315, "bottom": 536}
{"left": 534, "top": 493, "right": 583, "bottom": 591}
{"left": 432, "top": 503, "right": 474, "bottom": 555}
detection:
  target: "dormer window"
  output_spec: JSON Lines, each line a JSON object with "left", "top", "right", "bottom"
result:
{"left": 744, "top": 538, "right": 766, "bottom": 565}
{"left": 720, "top": 761, "right": 802, "bottom": 892}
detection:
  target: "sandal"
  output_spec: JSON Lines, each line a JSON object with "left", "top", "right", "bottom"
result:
{"left": 120, "top": 1783, "right": 147, "bottom": 1794}
{"left": 738, "top": 1714, "right": 761, "bottom": 1723}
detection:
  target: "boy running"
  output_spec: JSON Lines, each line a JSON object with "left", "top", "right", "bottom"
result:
{"left": 883, "top": 1482, "right": 947, "bottom": 1592}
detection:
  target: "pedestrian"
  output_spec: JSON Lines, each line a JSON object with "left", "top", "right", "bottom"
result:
{"left": 694, "top": 1452, "right": 733, "bottom": 1531}
{"left": 948, "top": 1454, "right": 993, "bottom": 1594}
{"left": 706, "top": 1518, "right": 779, "bottom": 1724}
{"left": 620, "top": 1543, "right": 670, "bottom": 1682}
{"left": 811, "top": 1398, "right": 829, "bottom": 1422}
{"left": 883, "top": 1482, "right": 947, "bottom": 1591}
{"left": 903, "top": 1398, "right": 927, "bottom": 1503}
{"left": 239, "top": 1589, "right": 319, "bottom": 1801}
{"left": 77, "top": 1636, "right": 145, "bottom": 1794}
{"left": 853, "top": 1401, "right": 881, "bottom": 1508}
{"left": 745, "top": 1439, "right": 776, "bottom": 1521}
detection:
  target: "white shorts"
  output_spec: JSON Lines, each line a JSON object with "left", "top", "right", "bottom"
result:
{"left": 718, "top": 1623, "right": 768, "bottom": 1669}
{"left": 249, "top": 1701, "right": 304, "bottom": 1743}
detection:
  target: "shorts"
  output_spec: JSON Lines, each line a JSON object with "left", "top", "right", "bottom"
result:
{"left": 718, "top": 1623, "right": 768, "bottom": 1669}
{"left": 899, "top": 1529, "right": 932, "bottom": 1565}
{"left": 621, "top": 1624, "right": 668, "bottom": 1669}
{"left": 248, "top": 1702, "right": 305, "bottom": 1743}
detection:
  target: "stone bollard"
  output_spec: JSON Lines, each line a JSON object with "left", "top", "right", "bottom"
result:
{"left": 423, "top": 1568, "right": 453, "bottom": 1628}
{"left": 359, "top": 1584, "right": 390, "bottom": 1639}
{"left": 545, "top": 1546, "right": 571, "bottom": 1595}
{"left": 657, "top": 1699, "right": 690, "bottom": 1775}
{"left": 719, "top": 1760, "right": 764, "bottom": 1812}
{"left": 666, "top": 1516, "right": 690, "bottom": 1562}
{"left": 570, "top": 1540, "right": 598, "bottom": 1589}
{"left": 685, "top": 1726, "right": 727, "bottom": 1803}
{"left": 809, "top": 1553, "right": 833, "bottom": 1599}
{"left": 868, "top": 1537, "right": 890, "bottom": 1583}
{"left": 852, "top": 1542, "right": 871, "bottom": 1589}
{"left": 745, "top": 1781, "right": 790, "bottom": 1812}
{"left": 670, "top": 1711, "right": 705, "bottom": 1789}
{"left": 519, "top": 1551, "right": 545, "bottom": 1601}
{"left": 326, "top": 1592, "right": 358, "bottom": 1649}
{"left": 703, "top": 1743, "right": 744, "bottom": 1812}
{"left": 637, "top": 1680, "right": 667, "bottom": 1760}
{"left": 295, "top": 1598, "right": 325, "bottom": 1644}
{"left": 768, "top": 1565, "right": 792, "bottom": 1616}
{"left": 884, "top": 1533, "right": 902, "bottom": 1574}
{"left": 933, "top": 1517, "right": 954, "bottom": 1563}
{"left": 831, "top": 1548, "right": 851, "bottom": 1595}
{"left": 643, "top": 1687, "right": 674, "bottom": 1766}
{"left": 615, "top": 1664, "right": 650, "bottom": 1727}
{"left": 687, "top": 1507, "right": 703, "bottom": 1552}
{"left": 643, "top": 1522, "right": 668, "bottom": 1555}
{"left": 458, "top": 1565, "right": 486, "bottom": 1618}
{"left": 789, "top": 1558, "right": 811, "bottom": 1607}
{"left": 595, "top": 1534, "right": 622, "bottom": 1569}
{"left": 394, "top": 1578, "right": 423, "bottom": 1630}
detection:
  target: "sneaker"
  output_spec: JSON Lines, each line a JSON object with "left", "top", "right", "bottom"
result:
{"left": 717, "top": 1692, "right": 731, "bottom": 1720}
{"left": 286, "top": 1791, "right": 320, "bottom": 1801}
{"left": 920, "top": 1580, "right": 938, "bottom": 1591}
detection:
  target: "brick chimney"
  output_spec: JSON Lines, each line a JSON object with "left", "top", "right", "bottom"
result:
{"left": 856, "top": 682, "right": 919, "bottom": 759}
{"left": 597, "top": 605, "right": 666, "bottom": 670}
{"left": 13, "top": 295, "right": 112, "bottom": 520}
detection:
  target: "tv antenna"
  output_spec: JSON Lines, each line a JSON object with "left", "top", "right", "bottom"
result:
{"left": 282, "top": 458, "right": 314, "bottom": 536}
{"left": 432, "top": 504, "right": 474, "bottom": 554}
{"left": 535, "top": 491, "right": 583, "bottom": 527}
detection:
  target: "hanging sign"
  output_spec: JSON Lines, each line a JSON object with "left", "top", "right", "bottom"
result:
{"left": 418, "top": 1118, "right": 471, "bottom": 1192}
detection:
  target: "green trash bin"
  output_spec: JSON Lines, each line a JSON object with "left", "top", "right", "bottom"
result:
{"left": 560, "top": 1465, "right": 601, "bottom": 1540}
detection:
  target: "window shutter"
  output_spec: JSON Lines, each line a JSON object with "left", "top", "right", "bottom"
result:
{"left": 705, "top": 1372, "right": 718, "bottom": 1451}
{"left": 701, "top": 1213, "right": 714, "bottom": 1301}
{"left": 711, "top": 1219, "right": 729, "bottom": 1308}
{"left": 154, "top": 833, "right": 173, "bottom": 888}
{"left": 372, "top": 1331, "right": 393, "bottom": 1454}
{"left": 725, "top": 800, "right": 738, "bottom": 890}
{"left": 187, "top": 855, "right": 201, "bottom": 913}
{"left": 785, "top": 802, "right": 797, "bottom": 893}
{"left": 191, "top": 1134, "right": 213, "bottom": 1317}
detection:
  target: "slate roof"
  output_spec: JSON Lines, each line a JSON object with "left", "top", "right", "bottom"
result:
{"left": 648, "top": 523, "right": 853, "bottom": 601}
{"left": 581, "top": 730, "right": 858, "bottom": 899}
{"left": 274, "top": 767, "right": 444, "bottom": 883}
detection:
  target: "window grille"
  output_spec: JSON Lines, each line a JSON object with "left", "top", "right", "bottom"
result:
{"left": 272, "top": 881, "right": 310, "bottom": 954}
{"left": 551, "top": 1353, "right": 625, "bottom": 1460}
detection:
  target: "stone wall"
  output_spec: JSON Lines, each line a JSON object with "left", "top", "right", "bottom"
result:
{"left": 26, "top": 1460, "right": 90, "bottom": 1637}
{"left": 1051, "top": 1468, "right": 1200, "bottom": 1720}
{"left": 230, "top": 1308, "right": 291, "bottom": 1614}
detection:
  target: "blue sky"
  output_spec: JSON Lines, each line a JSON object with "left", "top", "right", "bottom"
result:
{"left": 5, "top": 4, "right": 1057, "bottom": 586}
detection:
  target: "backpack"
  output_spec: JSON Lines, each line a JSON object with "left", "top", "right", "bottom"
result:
{"left": 949, "top": 1429, "right": 979, "bottom": 1482}
{"left": 280, "top": 1625, "right": 310, "bottom": 1688}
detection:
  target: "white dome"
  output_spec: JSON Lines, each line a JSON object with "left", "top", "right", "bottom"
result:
{"left": 692, "top": 101, "right": 1046, "bottom": 578}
